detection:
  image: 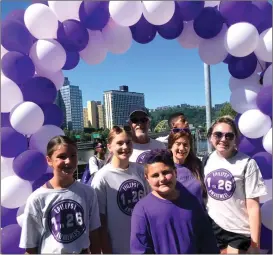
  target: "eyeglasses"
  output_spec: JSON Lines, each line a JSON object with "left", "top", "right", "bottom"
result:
{"left": 130, "top": 117, "right": 150, "bottom": 124}
{"left": 212, "top": 131, "right": 235, "bottom": 141}
{"left": 171, "top": 128, "right": 190, "bottom": 134}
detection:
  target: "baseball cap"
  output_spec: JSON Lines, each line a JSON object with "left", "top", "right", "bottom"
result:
{"left": 129, "top": 105, "right": 149, "bottom": 118}
{"left": 95, "top": 143, "right": 104, "bottom": 149}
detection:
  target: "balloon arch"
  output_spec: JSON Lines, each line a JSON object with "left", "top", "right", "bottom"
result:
{"left": 1, "top": 1, "right": 272, "bottom": 253}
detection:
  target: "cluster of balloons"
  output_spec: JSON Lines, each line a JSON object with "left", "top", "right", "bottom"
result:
{"left": 1, "top": 0, "right": 272, "bottom": 253}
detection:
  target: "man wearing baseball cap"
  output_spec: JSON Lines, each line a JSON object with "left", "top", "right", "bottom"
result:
{"left": 127, "top": 105, "right": 165, "bottom": 164}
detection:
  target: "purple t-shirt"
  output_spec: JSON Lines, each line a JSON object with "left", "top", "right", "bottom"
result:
{"left": 175, "top": 164, "right": 203, "bottom": 205}
{"left": 130, "top": 183, "right": 219, "bottom": 254}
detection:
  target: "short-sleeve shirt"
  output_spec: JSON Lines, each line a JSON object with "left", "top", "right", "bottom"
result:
{"left": 91, "top": 162, "right": 149, "bottom": 254}
{"left": 19, "top": 181, "right": 101, "bottom": 253}
{"left": 129, "top": 138, "right": 166, "bottom": 164}
{"left": 204, "top": 151, "right": 267, "bottom": 236}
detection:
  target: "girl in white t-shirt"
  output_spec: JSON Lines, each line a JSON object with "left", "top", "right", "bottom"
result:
{"left": 20, "top": 136, "right": 101, "bottom": 254}
{"left": 88, "top": 142, "right": 106, "bottom": 177}
{"left": 204, "top": 116, "right": 267, "bottom": 254}
{"left": 91, "top": 126, "right": 149, "bottom": 254}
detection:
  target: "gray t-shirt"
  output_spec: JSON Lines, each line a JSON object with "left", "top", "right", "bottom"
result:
{"left": 204, "top": 151, "right": 267, "bottom": 236}
{"left": 19, "top": 181, "right": 101, "bottom": 254}
{"left": 91, "top": 162, "right": 149, "bottom": 254}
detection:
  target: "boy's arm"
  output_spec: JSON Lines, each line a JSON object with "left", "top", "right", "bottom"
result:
{"left": 99, "top": 214, "right": 112, "bottom": 254}
{"left": 89, "top": 228, "right": 101, "bottom": 254}
{"left": 130, "top": 205, "right": 154, "bottom": 254}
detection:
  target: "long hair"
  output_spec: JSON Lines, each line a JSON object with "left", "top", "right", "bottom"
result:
{"left": 168, "top": 131, "right": 207, "bottom": 198}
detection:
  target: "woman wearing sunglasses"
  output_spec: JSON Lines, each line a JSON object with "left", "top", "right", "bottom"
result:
{"left": 204, "top": 116, "right": 267, "bottom": 254}
{"left": 168, "top": 128, "right": 207, "bottom": 206}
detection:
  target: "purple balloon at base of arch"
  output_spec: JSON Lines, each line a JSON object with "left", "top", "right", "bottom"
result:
{"left": 32, "top": 172, "right": 54, "bottom": 191}
{"left": 39, "top": 103, "right": 64, "bottom": 127}
{"left": 62, "top": 50, "right": 80, "bottom": 70}
{"left": 234, "top": 113, "right": 241, "bottom": 126}
{"left": 256, "top": 86, "right": 272, "bottom": 117}
{"left": 260, "top": 224, "right": 272, "bottom": 250}
{"left": 223, "top": 54, "right": 234, "bottom": 65}
{"left": 238, "top": 136, "right": 264, "bottom": 158}
{"left": 1, "top": 206, "right": 18, "bottom": 228}
{"left": 1, "top": 224, "right": 25, "bottom": 254}
{"left": 20, "top": 77, "right": 57, "bottom": 105}
{"left": 1, "top": 112, "right": 11, "bottom": 128}
{"left": 252, "top": 151, "right": 272, "bottom": 180}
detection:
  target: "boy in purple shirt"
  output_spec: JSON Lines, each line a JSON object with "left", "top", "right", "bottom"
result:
{"left": 130, "top": 149, "right": 219, "bottom": 254}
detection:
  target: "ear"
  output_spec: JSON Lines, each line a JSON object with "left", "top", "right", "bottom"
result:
{"left": 107, "top": 143, "right": 111, "bottom": 152}
{"left": 46, "top": 156, "right": 53, "bottom": 167}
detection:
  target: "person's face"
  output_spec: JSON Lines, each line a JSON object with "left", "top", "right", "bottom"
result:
{"left": 210, "top": 123, "right": 236, "bottom": 155}
{"left": 171, "top": 136, "right": 190, "bottom": 164}
{"left": 46, "top": 144, "right": 78, "bottom": 178}
{"left": 145, "top": 162, "right": 177, "bottom": 196}
{"left": 172, "top": 115, "right": 189, "bottom": 129}
{"left": 96, "top": 147, "right": 105, "bottom": 155}
{"left": 107, "top": 132, "right": 133, "bottom": 160}
{"left": 129, "top": 112, "right": 150, "bottom": 139}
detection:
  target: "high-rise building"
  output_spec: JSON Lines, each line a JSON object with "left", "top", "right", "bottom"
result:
{"left": 56, "top": 77, "right": 83, "bottom": 131}
{"left": 87, "top": 101, "right": 98, "bottom": 128}
{"left": 103, "top": 86, "right": 145, "bottom": 129}
{"left": 97, "top": 104, "right": 105, "bottom": 129}
{"left": 83, "top": 107, "right": 88, "bottom": 127}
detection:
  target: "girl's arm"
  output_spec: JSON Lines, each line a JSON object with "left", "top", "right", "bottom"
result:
{"left": 99, "top": 214, "right": 112, "bottom": 254}
{"left": 89, "top": 228, "right": 101, "bottom": 254}
{"left": 246, "top": 197, "right": 261, "bottom": 251}
{"left": 25, "top": 248, "right": 39, "bottom": 254}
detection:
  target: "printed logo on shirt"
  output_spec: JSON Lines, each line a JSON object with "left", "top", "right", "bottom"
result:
{"left": 48, "top": 199, "right": 86, "bottom": 243}
{"left": 117, "top": 179, "right": 145, "bottom": 216}
{"left": 205, "top": 169, "right": 236, "bottom": 201}
{"left": 136, "top": 151, "right": 151, "bottom": 164}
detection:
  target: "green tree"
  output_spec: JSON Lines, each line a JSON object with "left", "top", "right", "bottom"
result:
{"left": 217, "top": 103, "right": 237, "bottom": 119}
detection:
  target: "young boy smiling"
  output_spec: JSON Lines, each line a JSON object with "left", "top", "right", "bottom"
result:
{"left": 130, "top": 149, "right": 219, "bottom": 254}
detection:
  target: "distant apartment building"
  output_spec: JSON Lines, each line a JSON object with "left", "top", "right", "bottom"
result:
{"left": 83, "top": 107, "right": 88, "bottom": 127}
{"left": 87, "top": 101, "right": 98, "bottom": 128}
{"left": 103, "top": 86, "right": 145, "bottom": 129}
{"left": 56, "top": 77, "right": 83, "bottom": 131}
{"left": 97, "top": 104, "right": 105, "bottom": 129}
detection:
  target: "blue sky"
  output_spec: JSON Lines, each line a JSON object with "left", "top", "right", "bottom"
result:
{"left": 2, "top": 1, "right": 231, "bottom": 109}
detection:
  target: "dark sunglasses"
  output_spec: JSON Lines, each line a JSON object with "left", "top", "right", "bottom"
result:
{"left": 130, "top": 117, "right": 149, "bottom": 124}
{"left": 171, "top": 128, "right": 190, "bottom": 134}
{"left": 213, "top": 131, "right": 235, "bottom": 141}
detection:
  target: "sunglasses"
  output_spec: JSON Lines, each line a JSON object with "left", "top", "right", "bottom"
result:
{"left": 171, "top": 128, "right": 190, "bottom": 134}
{"left": 212, "top": 132, "right": 235, "bottom": 141}
{"left": 130, "top": 117, "right": 149, "bottom": 124}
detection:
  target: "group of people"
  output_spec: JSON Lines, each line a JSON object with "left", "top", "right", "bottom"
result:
{"left": 19, "top": 105, "right": 267, "bottom": 254}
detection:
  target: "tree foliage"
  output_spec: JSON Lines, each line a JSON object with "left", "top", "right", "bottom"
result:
{"left": 217, "top": 103, "right": 237, "bottom": 119}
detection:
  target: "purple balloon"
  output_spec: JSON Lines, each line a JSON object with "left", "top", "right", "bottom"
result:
{"left": 130, "top": 15, "right": 157, "bottom": 44}
{"left": 177, "top": 1, "right": 204, "bottom": 21}
{"left": 2, "top": 20, "right": 34, "bottom": 55}
{"left": 21, "top": 77, "right": 57, "bottom": 105}
{"left": 252, "top": 151, "right": 272, "bottom": 180}
{"left": 257, "top": 86, "right": 272, "bottom": 117}
{"left": 260, "top": 224, "right": 272, "bottom": 250}
{"left": 2, "top": 51, "right": 35, "bottom": 84}
{"left": 39, "top": 103, "right": 64, "bottom": 127}
{"left": 31, "top": 0, "right": 48, "bottom": 5}
{"left": 234, "top": 113, "right": 241, "bottom": 126}
{"left": 228, "top": 53, "right": 257, "bottom": 79}
{"left": 57, "top": 19, "right": 89, "bottom": 52}
{"left": 13, "top": 150, "right": 47, "bottom": 181}
{"left": 79, "top": 1, "right": 110, "bottom": 30}
{"left": 32, "top": 172, "right": 54, "bottom": 191}
{"left": 1, "top": 224, "right": 25, "bottom": 254}
{"left": 193, "top": 7, "right": 224, "bottom": 39}
{"left": 238, "top": 136, "right": 264, "bottom": 157}
{"left": 62, "top": 50, "right": 80, "bottom": 70}
{"left": 1, "top": 206, "right": 18, "bottom": 228}
{"left": 1, "top": 113, "right": 11, "bottom": 128}
{"left": 253, "top": 1, "right": 272, "bottom": 33}
{"left": 1, "top": 127, "right": 28, "bottom": 158}
{"left": 157, "top": 2, "right": 184, "bottom": 40}
{"left": 5, "top": 9, "right": 25, "bottom": 24}
{"left": 223, "top": 54, "right": 234, "bottom": 64}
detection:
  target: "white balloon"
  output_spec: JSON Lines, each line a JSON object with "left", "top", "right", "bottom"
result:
{"left": 177, "top": 21, "right": 201, "bottom": 49}
{"left": 204, "top": 1, "right": 220, "bottom": 8}
{"left": 1, "top": 75, "right": 23, "bottom": 113}
{"left": 255, "top": 28, "right": 272, "bottom": 63}
{"left": 109, "top": 1, "right": 143, "bottom": 27}
{"left": 1, "top": 45, "right": 8, "bottom": 59}
{"left": 263, "top": 65, "right": 272, "bottom": 86}
{"left": 229, "top": 74, "right": 260, "bottom": 92}
{"left": 199, "top": 24, "right": 228, "bottom": 65}
{"left": 30, "top": 39, "right": 66, "bottom": 73}
{"left": 80, "top": 30, "right": 107, "bottom": 65}
{"left": 10, "top": 102, "right": 44, "bottom": 136}
{"left": 224, "top": 22, "right": 259, "bottom": 58}
{"left": 230, "top": 86, "right": 260, "bottom": 114}
{"left": 102, "top": 19, "right": 132, "bottom": 54}
{"left": 29, "top": 125, "right": 65, "bottom": 155}
{"left": 35, "top": 67, "right": 64, "bottom": 90}
{"left": 263, "top": 128, "right": 272, "bottom": 155}
{"left": 48, "top": 1, "right": 81, "bottom": 22}
{"left": 1, "top": 175, "right": 32, "bottom": 209}
{"left": 239, "top": 109, "right": 271, "bottom": 139}
{"left": 142, "top": 1, "right": 175, "bottom": 26}
{"left": 261, "top": 200, "right": 272, "bottom": 230}
{"left": 1, "top": 157, "right": 15, "bottom": 180}
{"left": 260, "top": 179, "right": 272, "bottom": 204}
{"left": 16, "top": 204, "right": 26, "bottom": 227}
{"left": 24, "top": 3, "right": 58, "bottom": 39}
